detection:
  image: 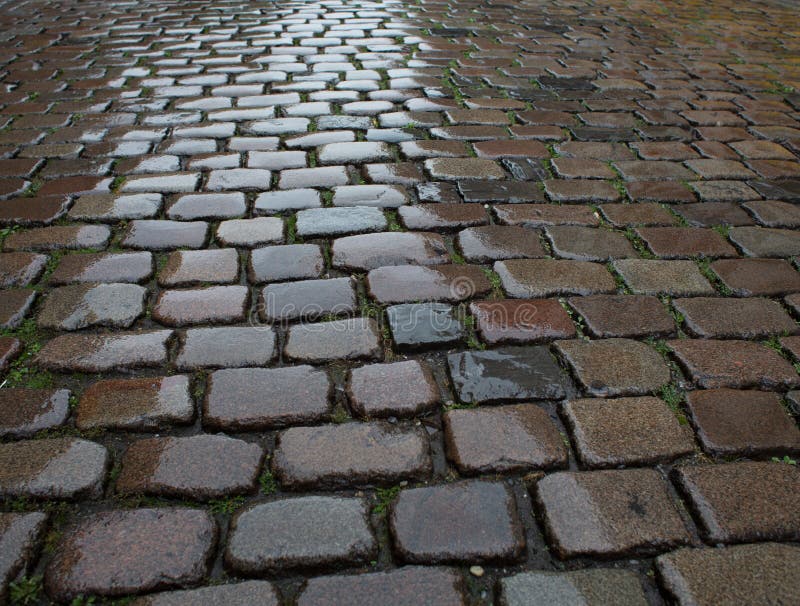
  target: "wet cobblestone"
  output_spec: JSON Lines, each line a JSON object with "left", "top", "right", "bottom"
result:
{"left": 1, "top": 0, "right": 799, "bottom": 602}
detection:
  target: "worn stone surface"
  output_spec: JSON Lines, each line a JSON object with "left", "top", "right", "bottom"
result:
{"left": 152, "top": 286, "right": 248, "bottom": 326}
{"left": 673, "top": 297, "right": 797, "bottom": 338}
{"left": 367, "top": 264, "right": 491, "bottom": 304}
{"left": 674, "top": 461, "right": 800, "bottom": 544}
{"left": 386, "top": 302, "right": 464, "bottom": 349}
{"left": 284, "top": 318, "right": 382, "bottom": 362}
{"left": 470, "top": 299, "right": 576, "bottom": 344}
{"left": 563, "top": 397, "right": 695, "bottom": 468}
{"left": 158, "top": 249, "right": 239, "bottom": 286}
{"left": 297, "top": 567, "right": 465, "bottom": 606}
{"left": 37, "top": 330, "right": 172, "bottom": 372}
{"left": 131, "top": 581, "right": 279, "bottom": 606}
{"left": 204, "top": 366, "right": 331, "bottom": 430}
{"left": 77, "top": 375, "right": 194, "bottom": 431}
{"left": 500, "top": 569, "right": 648, "bottom": 606}
{"left": 117, "top": 434, "right": 263, "bottom": 500}
{"left": 568, "top": 295, "right": 675, "bottom": 338}
{"left": 0, "top": 512, "right": 48, "bottom": 603}
{"left": 457, "top": 225, "right": 546, "bottom": 262}
{"left": 0, "top": 437, "right": 108, "bottom": 499}
{"left": 45, "top": 508, "right": 216, "bottom": 602}
{"left": 49, "top": 252, "right": 153, "bottom": 284}
{"left": 296, "top": 206, "right": 386, "bottom": 237}
{"left": 225, "top": 497, "right": 376, "bottom": 574}
{"left": 686, "top": 389, "right": 800, "bottom": 456}
{"left": 668, "top": 339, "right": 800, "bottom": 389}
{"left": 556, "top": 339, "right": 671, "bottom": 397}
{"left": 332, "top": 231, "right": 449, "bottom": 270}
{"left": 273, "top": 422, "right": 432, "bottom": 489}
{"left": 0, "top": 388, "right": 70, "bottom": 438}
{"left": 390, "top": 481, "right": 525, "bottom": 564}
{"left": 0, "top": 253, "right": 47, "bottom": 287}
{"left": 448, "top": 346, "right": 569, "bottom": 403}
{"left": 261, "top": 277, "right": 356, "bottom": 322}
{"left": 656, "top": 543, "right": 800, "bottom": 606}
{"left": 535, "top": 469, "right": 690, "bottom": 558}
{"left": 4, "top": 1, "right": 800, "bottom": 600}
{"left": 248, "top": 244, "right": 324, "bottom": 282}
{"left": 444, "top": 404, "right": 568, "bottom": 474}
{"left": 176, "top": 327, "right": 275, "bottom": 369}
{"left": 710, "top": 258, "right": 800, "bottom": 296}
{"left": 37, "top": 283, "right": 147, "bottom": 330}
{"left": 347, "top": 360, "right": 439, "bottom": 418}
{"left": 0, "top": 290, "right": 34, "bottom": 332}
{"left": 496, "top": 259, "right": 616, "bottom": 297}
{"left": 613, "top": 259, "right": 715, "bottom": 296}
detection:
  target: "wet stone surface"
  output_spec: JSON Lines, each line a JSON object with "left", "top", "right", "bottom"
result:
{"left": 444, "top": 404, "right": 568, "bottom": 475}
{"left": 77, "top": 375, "right": 194, "bottom": 431}
{"left": 0, "top": 437, "right": 108, "bottom": 500}
{"left": 45, "top": 508, "right": 216, "bottom": 602}
{"left": 347, "top": 360, "right": 439, "bottom": 418}
{"left": 390, "top": 481, "right": 525, "bottom": 564}
{"left": 656, "top": 543, "right": 800, "bottom": 606}
{"left": 535, "top": 469, "right": 690, "bottom": 559}
{"left": 117, "top": 434, "right": 263, "bottom": 500}
{"left": 297, "top": 567, "right": 465, "bottom": 606}
{"left": 447, "top": 346, "right": 569, "bottom": 403}
{"left": 386, "top": 302, "right": 464, "bottom": 350}
{"left": 204, "top": 366, "right": 331, "bottom": 431}
{"left": 555, "top": 339, "right": 671, "bottom": 397}
{"left": 562, "top": 397, "right": 695, "bottom": 468}
{"left": 0, "top": 388, "right": 70, "bottom": 438}
{"left": 225, "top": 497, "right": 376, "bottom": 574}
{"left": 499, "top": 569, "right": 649, "bottom": 606}
{"left": 37, "top": 283, "right": 147, "bottom": 330}
{"left": 273, "top": 422, "right": 432, "bottom": 489}
{"left": 0, "top": 512, "right": 48, "bottom": 602}
{"left": 2, "top": 0, "right": 800, "bottom": 600}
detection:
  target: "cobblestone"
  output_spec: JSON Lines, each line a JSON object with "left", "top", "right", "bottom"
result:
{"left": 2, "top": 0, "right": 799, "bottom": 599}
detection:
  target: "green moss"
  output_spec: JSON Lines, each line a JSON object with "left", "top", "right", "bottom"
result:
{"left": 9, "top": 576, "right": 42, "bottom": 605}
{"left": 481, "top": 268, "right": 504, "bottom": 299}
{"left": 259, "top": 469, "right": 278, "bottom": 495}
{"left": 209, "top": 496, "right": 245, "bottom": 515}
{"left": 1, "top": 319, "right": 53, "bottom": 389}
{"left": 372, "top": 485, "right": 402, "bottom": 515}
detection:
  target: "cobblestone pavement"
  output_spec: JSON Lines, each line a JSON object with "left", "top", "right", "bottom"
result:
{"left": 1, "top": 0, "right": 800, "bottom": 603}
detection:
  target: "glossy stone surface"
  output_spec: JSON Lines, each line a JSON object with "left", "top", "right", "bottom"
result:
{"left": 386, "top": 302, "right": 464, "bottom": 349}
{"left": 447, "top": 346, "right": 569, "bottom": 403}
